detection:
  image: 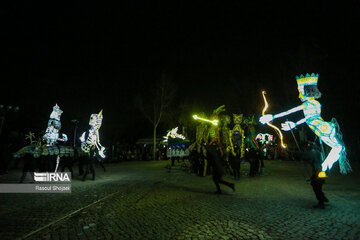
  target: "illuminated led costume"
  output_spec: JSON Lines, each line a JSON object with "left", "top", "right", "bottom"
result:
{"left": 79, "top": 110, "right": 105, "bottom": 181}
{"left": 231, "top": 114, "right": 245, "bottom": 158}
{"left": 255, "top": 133, "right": 275, "bottom": 160}
{"left": 205, "top": 105, "right": 235, "bottom": 194}
{"left": 260, "top": 73, "right": 351, "bottom": 174}
{"left": 256, "top": 133, "right": 274, "bottom": 145}
{"left": 243, "top": 115, "right": 260, "bottom": 151}
{"left": 228, "top": 114, "right": 245, "bottom": 180}
{"left": 207, "top": 105, "right": 226, "bottom": 153}
{"left": 14, "top": 104, "right": 73, "bottom": 173}
{"left": 164, "top": 127, "right": 190, "bottom": 160}
{"left": 220, "top": 115, "right": 232, "bottom": 154}
{"left": 190, "top": 113, "right": 209, "bottom": 153}
{"left": 79, "top": 110, "right": 106, "bottom": 159}
{"left": 43, "top": 104, "right": 68, "bottom": 172}
{"left": 43, "top": 104, "right": 68, "bottom": 146}
{"left": 189, "top": 113, "right": 210, "bottom": 176}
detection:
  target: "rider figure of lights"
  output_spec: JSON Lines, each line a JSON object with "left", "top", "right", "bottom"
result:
{"left": 80, "top": 110, "right": 106, "bottom": 158}
{"left": 260, "top": 73, "right": 351, "bottom": 174}
{"left": 43, "top": 104, "right": 68, "bottom": 146}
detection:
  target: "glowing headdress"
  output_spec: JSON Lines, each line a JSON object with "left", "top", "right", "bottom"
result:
{"left": 89, "top": 109, "right": 103, "bottom": 129}
{"left": 296, "top": 73, "right": 319, "bottom": 93}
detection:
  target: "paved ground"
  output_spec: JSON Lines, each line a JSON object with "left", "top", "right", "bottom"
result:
{"left": 0, "top": 159, "right": 359, "bottom": 240}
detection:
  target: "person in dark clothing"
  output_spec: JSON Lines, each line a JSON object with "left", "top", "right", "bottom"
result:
{"left": 310, "top": 169, "right": 328, "bottom": 209}
{"left": 229, "top": 144, "right": 241, "bottom": 180}
{"left": 206, "top": 144, "right": 235, "bottom": 194}
{"left": 304, "top": 141, "right": 329, "bottom": 209}
{"left": 78, "top": 155, "right": 86, "bottom": 176}
{"left": 60, "top": 156, "right": 74, "bottom": 177}
{"left": 19, "top": 153, "right": 36, "bottom": 183}
{"left": 189, "top": 148, "right": 200, "bottom": 175}
{"left": 82, "top": 149, "right": 96, "bottom": 181}
{"left": 98, "top": 158, "right": 106, "bottom": 172}
{"left": 202, "top": 105, "right": 235, "bottom": 194}
{"left": 247, "top": 148, "right": 260, "bottom": 177}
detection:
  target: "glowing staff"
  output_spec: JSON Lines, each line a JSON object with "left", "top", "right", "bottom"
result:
{"left": 261, "top": 91, "right": 286, "bottom": 148}
{"left": 193, "top": 115, "right": 218, "bottom": 126}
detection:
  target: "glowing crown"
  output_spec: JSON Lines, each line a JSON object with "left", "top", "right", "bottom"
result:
{"left": 296, "top": 73, "right": 319, "bottom": 87}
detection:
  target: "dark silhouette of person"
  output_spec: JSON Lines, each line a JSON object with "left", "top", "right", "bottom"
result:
{"left": 304, "top": 141, "right": 329, "bottom": 209}
{"left": 19, "top": 153, "right": 36, "bottom": 183}
{"left": 205, "top": 106, "right": 235, "bottom": 194}
{"left": 229, "top": 144, "right": 241, "bottom": 180}
{"left": 206, "top": 144, "right": 235, "bottom": 194}
{"left": 60, "top": 156, "right": 74, "bottom": 178}
{"left": 82, "top": 149, "right": 96, "bottom": 181}
{"left": 247, "top": 148, "right": 260, "bottom": 177}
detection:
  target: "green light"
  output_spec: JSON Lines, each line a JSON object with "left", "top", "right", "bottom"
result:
{"left": 193, "top": 115, "right": 218, "bottom": 126}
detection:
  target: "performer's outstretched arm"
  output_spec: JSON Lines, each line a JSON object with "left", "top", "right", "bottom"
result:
{"left": 274, "top": 105, "right": 305, "bottom": 119}
{"left": 260, "top": 104, "right": 305, "bottom": 124}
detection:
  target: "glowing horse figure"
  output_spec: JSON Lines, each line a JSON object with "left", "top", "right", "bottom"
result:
{"left": 260, "top": 73, "right": 351, "bottom": 174}
{"left": 80, "top": 110, "right": 106, "bottom": 158}
{"left": 163, "top": 127, "right": 186, "bottom": 142}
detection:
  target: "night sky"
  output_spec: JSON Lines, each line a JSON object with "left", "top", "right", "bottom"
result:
{"left": 2, "top": 1, "right": 360, "bottom": 150}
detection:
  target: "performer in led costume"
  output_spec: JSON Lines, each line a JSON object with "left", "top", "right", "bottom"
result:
{"left": 43, "top": 104, "right": 68, "bottom": 172}
{"left": 260, "top": 73, "right": 351, "bottom": 174}
{"left": 205, "top": 105, "right": 235, "bottom": 194}
{"left": 228, "top": 114, "right": 245, "bottom": 179}
{"left": 43, "top": 104, "right": 68, "bottom": 146}
{"left": 220, "top": 115, "right": 232, "bottom": 154}
{"left": 14, "top": 105, "right": 75, "bottom": 175}
{"left": 243, "top": 115, "right": 261, "bottom": 176}
{"left": 231, "top": 114, "right": 245, "bottom": 158}
{"left": 220, "top": 114, "right": 233, "bottom": 174}
{"left": 189, "top": 112, "right": 209, "bottom": 176}
{"left": 79, "top": 110, "right": 106, "bottom": 181}
{"left": 243, "top": 115, "right": 260, "bottom": 151}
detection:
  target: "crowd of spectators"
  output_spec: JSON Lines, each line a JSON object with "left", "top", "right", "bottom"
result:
{"left": 111, "top": 142, "right": 168, "bottom": 162}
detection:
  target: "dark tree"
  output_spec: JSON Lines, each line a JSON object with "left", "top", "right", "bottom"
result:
{"left": 134, "top": 74, "right": 176, "bottom": 160}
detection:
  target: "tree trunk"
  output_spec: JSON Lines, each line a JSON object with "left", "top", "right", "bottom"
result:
{"left": 153, "top": 126, "right": 157, "bottom": 161}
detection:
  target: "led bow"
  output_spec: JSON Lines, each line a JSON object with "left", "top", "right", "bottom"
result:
{"left": 193, "top": 115, "right": 218, "bottom": 126}
{"left": 261, "top": 91, "right": 286, "bottom": 148}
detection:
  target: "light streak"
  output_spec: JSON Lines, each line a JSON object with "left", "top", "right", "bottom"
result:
{"left": 261, "top": 91, "right": 286, "bottom": 148}
{"left": 193, "top": 115, "right": 218, "bottom": 126}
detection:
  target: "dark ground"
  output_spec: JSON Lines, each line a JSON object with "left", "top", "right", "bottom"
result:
{"left": 0, "top": 159, "right": 359, "bottom": 240}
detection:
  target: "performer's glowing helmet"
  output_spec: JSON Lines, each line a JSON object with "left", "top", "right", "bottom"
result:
{"left": 296, "top": 73, "right": 319, "bottom": 101}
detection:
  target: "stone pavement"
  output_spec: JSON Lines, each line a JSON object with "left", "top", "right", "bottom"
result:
{"left": 0, "top": 159, "right": 359, "bottom": 240}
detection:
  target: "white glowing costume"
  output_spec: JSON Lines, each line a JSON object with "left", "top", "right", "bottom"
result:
{"left": 260, "top": 73, "right": 351, "bottom": 174}
{"left": 43, "top": 104, "right": 68, "bottom": 146}
{"left": 14, "top": 105, "right": 75, "bottom": 161}
{"left": 79, "top": 110, "right": 106, "bottom": 158}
